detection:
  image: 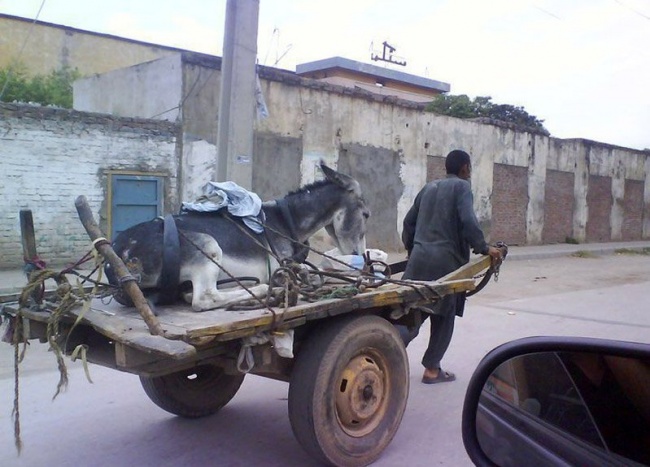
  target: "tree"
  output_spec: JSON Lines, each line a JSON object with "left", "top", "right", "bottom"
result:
{"left": 426, "top": 94, "right": 549, "bottom": 135}
{"left": 0, "top": 62, "right": 81, "bottom": 108}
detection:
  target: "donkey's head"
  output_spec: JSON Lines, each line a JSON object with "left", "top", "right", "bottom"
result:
{"left": 321, "top": 163, "right": 370, "bottom": 255}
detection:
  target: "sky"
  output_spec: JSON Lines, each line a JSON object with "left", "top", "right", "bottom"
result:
{"left": 2, "top": 0, "right": 649, "bottom": 150}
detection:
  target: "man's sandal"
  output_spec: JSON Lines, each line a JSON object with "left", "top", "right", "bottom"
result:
{"left": 422, "top": 369, "right": 456, "bottom": 384}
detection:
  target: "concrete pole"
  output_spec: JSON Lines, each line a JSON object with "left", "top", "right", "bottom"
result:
{"left": 216, "top": 0, "right": 260, "bottom": 188}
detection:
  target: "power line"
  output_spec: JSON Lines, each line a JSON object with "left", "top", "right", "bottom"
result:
{"left": 533, "top": 4, "right": 562, "bottom": 20}
{"left": 0, "top": 0, "right": 47, "bottom": 101}
{"left": 614, "top": 0, "right": 650, "bottom": 20}
{"left": 149, "top": 66, "right": 216, "bottom": 120}
{"left": 262, "top": 27, "right": 279, "bottom": 66}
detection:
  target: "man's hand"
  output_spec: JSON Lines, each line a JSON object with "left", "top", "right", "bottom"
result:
{"left": 487, "top": 245, "right": 502, "bottom": 262}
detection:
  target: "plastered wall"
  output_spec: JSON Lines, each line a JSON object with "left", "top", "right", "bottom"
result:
{"left": 5, "top": 55, "right": 649, "bottom": 268}
{"left": 0, "top": 103, "right": 179, "bottom": 268}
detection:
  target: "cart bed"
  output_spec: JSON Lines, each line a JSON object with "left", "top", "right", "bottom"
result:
{"left": 5, "top": 256, "right": 491, "bottom": 375}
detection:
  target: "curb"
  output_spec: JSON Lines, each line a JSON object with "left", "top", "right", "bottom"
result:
{"left": 505, "top": 243, "right": 650, "bottom": 261}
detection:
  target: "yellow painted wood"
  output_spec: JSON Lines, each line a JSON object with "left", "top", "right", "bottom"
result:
{"left": 9, "top": 255, "right": 493, "bottom": 362}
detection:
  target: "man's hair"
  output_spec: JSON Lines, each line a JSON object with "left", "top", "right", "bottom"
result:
{"left": 445, "top": 149, "right": 471, "bottom": 175}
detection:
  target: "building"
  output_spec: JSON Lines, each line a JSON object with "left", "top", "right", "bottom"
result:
{"left": 1, "top": 14, "right": 648, "bottom": 269}
{"left": 297, "top": 56, "right": 449, "bottom": 103}
{"left": 0, "top": 13, "right": 185, "bottom": 76}
{"left": 1, "top": 13, "right": 449, "bottom": 105}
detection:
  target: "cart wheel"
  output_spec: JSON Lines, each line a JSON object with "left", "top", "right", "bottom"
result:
{"left": 288, "top": 315, "right": 409, "bottom": 466}
{"left": 139, "top": 364, "right": 244, "bottom": 418}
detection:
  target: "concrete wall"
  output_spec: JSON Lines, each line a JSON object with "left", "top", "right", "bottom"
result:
{"left": 0, "top": 14, "right": 179, "bottom": 76}
{"left": 250, "top": 69, "right": 650, "bottom": 249}
{"left": 181, "top": 55, "right": 223, "bottom": 144}
{"left": 253, "top": 133, "right": 303, "bottom": 201}
{"left": 0, "top": 103, "right": 179, "bottom": 268}
{"left": 338, "top": 143, "right": 403, "bottom": 250}
{"left": 64, "top": 55, "right": 650, "bottom": 255}
{"left": 73, "top": 54, "right": 183, "bottom": 122}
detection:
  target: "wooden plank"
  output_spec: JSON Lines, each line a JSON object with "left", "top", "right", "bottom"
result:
{"left": 115, "top": 334, "right": 196, "bottom": 364}
{"left": 20, "top": 210, "right": 38, "bottom": 266}
{"left": 185, "top": 278, "right": 476, "bottom": 339}
{"left": 11, "top": 303, "right": 196, "bottom": 359}
{"left": 75, "top": 195, "right": 164, "bottom": 336}
{"left": 8, "top": 255, "right": 491, "bottom": 361}
{"left": 63, "top": 306, "right": 196, "bottom": 358}
{"left": 439, "top": 255, "right": 492, "bottom": 282}
{"left": 20, "top": 209, "right": 43, "bottom": 304}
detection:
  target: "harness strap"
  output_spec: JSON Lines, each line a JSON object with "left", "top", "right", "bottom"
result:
{"left": 157, "top": 214, "right": 181, "bottom": 305}
{"left": 275, "top": 198, "right": 309, "bottom": 262}
{"left": 276, "top": 198, "right": 298, "bottom": 242}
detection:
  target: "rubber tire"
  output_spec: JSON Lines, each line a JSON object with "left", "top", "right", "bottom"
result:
{"left": 288, "top": 315, "right": 409, "bottom": 466}
{"left": 139, "top": 364, "right": 245, "bottom": 418}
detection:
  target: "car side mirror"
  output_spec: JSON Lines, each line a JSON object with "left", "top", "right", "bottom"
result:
{"left": 462, "top": 336, "right": 650, "bottom": 467}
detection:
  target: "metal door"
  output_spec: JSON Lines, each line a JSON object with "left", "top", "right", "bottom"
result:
{"left": 111, "top": 175, "right": 163, "bottom": 239}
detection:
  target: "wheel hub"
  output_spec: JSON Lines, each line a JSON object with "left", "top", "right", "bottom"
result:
{"left": 335, "top": 354, "right": 387, "bottom": 436}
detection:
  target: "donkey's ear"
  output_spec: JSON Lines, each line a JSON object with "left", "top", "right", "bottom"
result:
{"left": 321, "top": 162, "right": 356, "bottom": 190}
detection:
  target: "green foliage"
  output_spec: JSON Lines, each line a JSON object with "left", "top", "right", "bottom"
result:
{"left": 426, "top": 94, "right": 549, "bottom": 135}
{"left": 615, "top": 247, "right": 650, "bottom": 256}
{"left": 571, "top": 250, "right": 598, "bottom": 259}
{"left": 0, "top": 62, "right": 81, "bottom": 108}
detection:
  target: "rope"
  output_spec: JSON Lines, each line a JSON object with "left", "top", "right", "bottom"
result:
{"left": 200, "top": 212, "right": 450, "bottom": 309}
{"left": 12, "top": 315, "right": 24, "bottom": 455}
{"left": 181, "top": 212, "right": 493, "bottom": 312}
{"left": 157, "top": 210, "right": 454, "bottom": 313}
{"left": 177, "top": 230, "right": 283, "bottom": 328}
{"left": 11, "top": 248, "right": 107, "bottom": 454}
{"left": 240, "top": 213, "right": 368, "bottom": 273}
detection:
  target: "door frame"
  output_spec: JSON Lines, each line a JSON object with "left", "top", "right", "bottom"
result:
{"left": 105, "top": 170, "right": 167, "bottom": 240}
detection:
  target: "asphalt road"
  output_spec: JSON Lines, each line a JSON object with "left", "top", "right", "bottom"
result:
{"left": 1, "top": 252, "right": 649, "bottom": 466}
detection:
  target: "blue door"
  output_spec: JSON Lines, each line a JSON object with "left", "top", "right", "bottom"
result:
{"left": 111, "top": 175, "right": 163, "bottom": 239}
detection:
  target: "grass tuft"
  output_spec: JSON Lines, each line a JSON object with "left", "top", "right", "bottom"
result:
{"left": 571, "top": 250, "right": 598, "bottom": 259}
{"left": 615, "top": 247, "right": 650, "bottom": 256}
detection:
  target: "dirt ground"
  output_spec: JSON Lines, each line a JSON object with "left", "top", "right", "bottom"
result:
{"left": 1, "top": 250, "right": 649, "bottom": 467}
{"left": 472, "top": 251, "right": 650, "bottom": 304}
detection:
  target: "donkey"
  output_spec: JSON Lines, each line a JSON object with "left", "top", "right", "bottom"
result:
{"left": 106, "top": 163, "right": 370, "bottom": 311}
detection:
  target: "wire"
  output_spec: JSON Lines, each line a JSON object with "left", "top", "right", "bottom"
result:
{"left": 532, "top": 4, "right": 562, "bottom": 20}
{"left": 614, "top": 0, "right": 650, "bottom": 20}
{"left": 0, "top": 0, "right": 47, "bottom": 101}
{"left": 148, "top": 66, "right": 216, "bottom": 119}
{"left": 262, "top": 27, "right": 279, "bottom": 66}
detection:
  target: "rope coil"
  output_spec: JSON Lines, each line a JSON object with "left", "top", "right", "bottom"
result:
{"left": 91, "top": 237, "right": 110, "bottom": 250}
{"left": 11, "top": 247, "right": 107, "bottom": 454}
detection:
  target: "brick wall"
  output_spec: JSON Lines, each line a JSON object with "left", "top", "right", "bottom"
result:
{"left": 490, "top": 164, "right": 528, "bottom": 245}
{"left": 543, "top": 170, "right": 575, "bottom": 243}
{"left": 0, "top": 103, "right": 179, "bottom": 268}
{"left": 622, "top": 179, "right": 644, "bottom": 240}
{"left": 426, "top": 155, "right": 446, "bottom": 182}
{"left": 586, "top": 175, "right": 613, "bottom": 242}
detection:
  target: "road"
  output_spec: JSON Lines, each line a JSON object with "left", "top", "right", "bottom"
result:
{"left": 1, "top": 252, "right": 649, "bottom": 466}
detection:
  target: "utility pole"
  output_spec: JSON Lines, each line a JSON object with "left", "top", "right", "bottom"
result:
{"left": 216, "top": 0, "right": 260, "bottom": 188}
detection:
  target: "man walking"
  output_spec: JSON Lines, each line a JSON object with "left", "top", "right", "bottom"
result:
{"left": 401, "top": 149, "right": 501, "bottom": 384}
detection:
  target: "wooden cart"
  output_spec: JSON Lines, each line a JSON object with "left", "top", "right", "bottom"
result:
{"left": 2, "top": 200, "right": 505, "bottom": 466}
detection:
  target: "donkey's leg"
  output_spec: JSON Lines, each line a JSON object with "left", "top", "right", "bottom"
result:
{"left": 192, "top": 281, "right": 269, "bottom": 311}
{"left": 181, "top": 233, "right": 269, "bottom": 311}
{"left": 190, "top": 262, "right": 268, "bottom": 311}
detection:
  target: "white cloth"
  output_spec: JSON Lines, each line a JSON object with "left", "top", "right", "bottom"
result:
{"left": 236, "top": 330, "right": 295, "bottom": 372}
{"left": 255, "top": 72, "right": 269, "bottom": 120}
{"left": 319, "top": 248, "right": 388, "bottom": 271}
{"left": 181, "top": 181, "right": 264, "bottom": 233}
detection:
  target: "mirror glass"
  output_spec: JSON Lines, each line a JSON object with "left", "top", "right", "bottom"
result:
{"left": 477, "top": 351, "right": 650, "bottom": 466}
